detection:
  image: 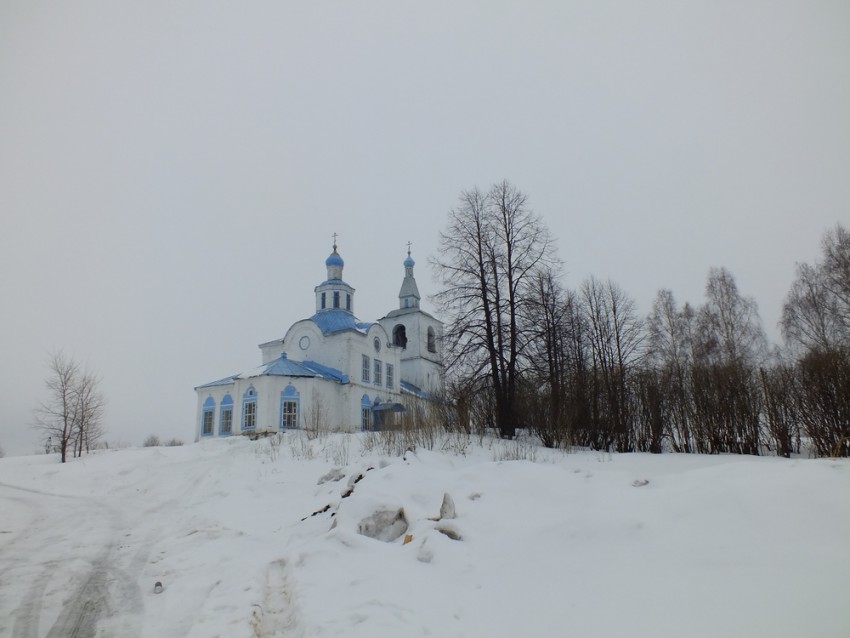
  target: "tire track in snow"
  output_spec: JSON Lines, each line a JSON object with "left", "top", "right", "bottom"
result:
{"left": 1, "top": 481, "right": 141, "bottom": 638}
{"left": 251, "top": 559, "right": 302, "bottom": 638}
{"left": 0, "top": 482, "right": 61, "bottom": 638}
{"left": 4, "top": 447, "right": 246, "bottom": 637}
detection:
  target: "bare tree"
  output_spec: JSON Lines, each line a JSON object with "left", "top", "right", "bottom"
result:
{"left": 303, "top": 390, "right": 328, "bottom": 439}
{"left": 645, "top": 290, "right": 695, "bottom": 452}
{"left": 696, "top": 267, "right": 767, "bottom": 367}
{"left": 780, "top": 225, "right": 850, "bottom": 457}
{"left": 34, "top": 352, "right": 81, "bottom": 463}
{"left": 782, "top": 263, "right": 843, "bottom": 353}
{"left": 821, "top": 224, "right": 850, "bottom": 336}
{"left": 580, "top": 277, "right": 644, "bottom": 451}
{"left": 33, "top": 352, "right": 105, "bottom": 463}
{"left": 782, "top": 224, "right": 850, "bottom": 352}
{"left": 522, "top": 268, "right": 572, "bottom": 447}
{"left": 73, "top": 372, "right": 105, "bottom": 456}
{"left": 433, "top": 181, "right": 555, "bottom": 438}
{"left": 793, "top": 348, "right": 850, "bottom": 457}
{"left": 759, "top": 364, "right": 801, "bottom": 458}
{"left": 691, "top": 269, "right": 766, "bottom": 454}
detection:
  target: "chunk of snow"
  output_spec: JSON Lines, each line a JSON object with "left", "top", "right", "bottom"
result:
{"left": 439, "top": 492, "right": 457, "bottom": 520}
{"left": 357, "top": 508, "right": 409, "bottom": 542}
{"left": 318, "top": 468, "right": 346, "bottom": 485}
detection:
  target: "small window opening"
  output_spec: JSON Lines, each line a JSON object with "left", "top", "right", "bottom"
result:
{"left": 393, "top": 325, "right": 407, "bottom": 349}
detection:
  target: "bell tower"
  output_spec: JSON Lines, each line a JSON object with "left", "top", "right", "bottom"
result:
{"left": 314, "top": 235, "right": 355, "bottom": 314}
{"left": 378, "top": 247, "right": 444, "bottom": 394}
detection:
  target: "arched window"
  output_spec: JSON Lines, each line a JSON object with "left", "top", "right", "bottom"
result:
{"left": 219, "top": 394, "right": 233, "bottom": 435}
{"left": 393, "top": 324, "right": 407, "bottom": 349}
{"left": 427, "top": 327, "right": 436, "bottom": 353}
{"left": 333, "top": 291, "right": 340, "bottom": 308}
{"left": 280, "top": 385, "right": 300, "bottom": 429}
{"left": 201, "top": 397, "right": 215, "bottom": 436}
{"left": 242, "top": 386, "right": 257, "bottom": 430}
{"left": 361, "top": 394, "right": 371, "bottom": 431}
{"left": 372, "top": 396, "right": 386, "bottom": 431}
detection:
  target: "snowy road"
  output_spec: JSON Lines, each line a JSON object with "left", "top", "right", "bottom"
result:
{"left": 0, "top": 481, "right": 144, "bottom": 638}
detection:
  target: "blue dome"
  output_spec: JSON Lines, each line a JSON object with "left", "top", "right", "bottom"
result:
{"left": 404, "top": 255, "right": 415, "bottom": 268}
{"left": 326, "top": 250, "right": 344, "bottom": 267}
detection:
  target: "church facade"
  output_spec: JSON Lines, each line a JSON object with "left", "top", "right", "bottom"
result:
{"left": 194, "top": 243, "right": 443, "bottom": 440}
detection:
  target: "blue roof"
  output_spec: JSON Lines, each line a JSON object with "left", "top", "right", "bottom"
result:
{"left": 400, "top": 380, "right": 430, "bottom": 399}
{"left": 256, "top": 356, "right": 318, "bottom": 378}
{"left": 235, "top": 354, "right": 349, "bottom": 384}
{"left": 302, "top": 360, "right": 349, "bottom": 383}
{"left": 195, "top": 374, "right": 238, "bottom": 389}
{"left": 310, "top": 310, "right": 373, "bottom": 335}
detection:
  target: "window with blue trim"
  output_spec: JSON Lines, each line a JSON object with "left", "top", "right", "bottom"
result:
{"left": 362, "top": 354, "right": 370, "bottom": 382}
{"left": 201, "top": 397, "right": 215, "bottom": 436}
{"left": 361, "top": 394, "right": 371, "bottom": 431}
{"left": 280, "top": 385, "right": 300, "bottom": 429}
{"left": 242, "top": 387, "right": 257, "bottom": 430}
{"left": 219, "top": 394, "right": 233, "bottom": 435}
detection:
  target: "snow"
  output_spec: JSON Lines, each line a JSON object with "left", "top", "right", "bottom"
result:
{"left": 1, "top": 434, "right": 849, "bottom": 637}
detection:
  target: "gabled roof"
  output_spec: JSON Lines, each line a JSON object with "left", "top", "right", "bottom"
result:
{"left": 242, "top": 356, "right": 318, "bottom": 379}
{"left": 383, "top": 306, "right": 440, "bottom": 321}
{"left": 195, "top": 374, "right": 239, "bottom": 390}
{"left": 309, "top": 309, "right": 373, "bottom": 335}
{"left": 197, "top": 355, "right": 349, "bottom": 389}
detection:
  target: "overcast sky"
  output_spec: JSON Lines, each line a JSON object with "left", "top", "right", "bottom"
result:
{"left": 1, "top": 1, "right": 848, "bottom": 455}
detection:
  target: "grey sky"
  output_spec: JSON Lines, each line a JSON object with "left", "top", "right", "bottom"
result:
{"left": 2, "top": 2, "right": 848, "bottom": 455}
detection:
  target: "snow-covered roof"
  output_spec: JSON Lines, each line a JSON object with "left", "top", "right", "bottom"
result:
{"left": 195, "top": 374, "right": 239, "bottom": 390}
{"left": 237, "top": 354, "right": 348, "bottom": 383}
{"left": 197, "top": 355, "right": 349, "bottom": 389}
{"left": 301, "top": 360, "right": 349, "bottom": 384}
{"left": 383, "top": 307, "right": 440, "bottom": 321}
{"left": 400, "top": 380, "right": 430, "bottom": 399}
{"left": 241, "top": 355, "right": 318, "bottom": 379}
{"left": 309, "top": 309, "right": 373, "bottom": 335}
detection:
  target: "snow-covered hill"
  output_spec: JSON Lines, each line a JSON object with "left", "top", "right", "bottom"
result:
{"left": 1, "top": 434, "right": 848, "bottom": 637}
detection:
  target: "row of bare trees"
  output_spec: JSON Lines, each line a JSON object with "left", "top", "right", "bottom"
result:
{"left": 434, "top": 181, "right": 849, "bottom": 457}
{"left": 34, "top": 352, "right": 105, "bottom": 462}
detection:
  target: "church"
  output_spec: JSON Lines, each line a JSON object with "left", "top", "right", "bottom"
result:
{"left": 194, "top": 242, "right": 444, "bottom": 439}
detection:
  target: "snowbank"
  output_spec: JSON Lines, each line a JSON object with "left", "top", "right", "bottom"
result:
{"left": 1, "top": 435, "right": 848, "bottom": 637}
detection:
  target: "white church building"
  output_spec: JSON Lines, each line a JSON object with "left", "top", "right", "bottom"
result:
{"left": 194, "top": 243, "right": 443, "bottom": 439}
